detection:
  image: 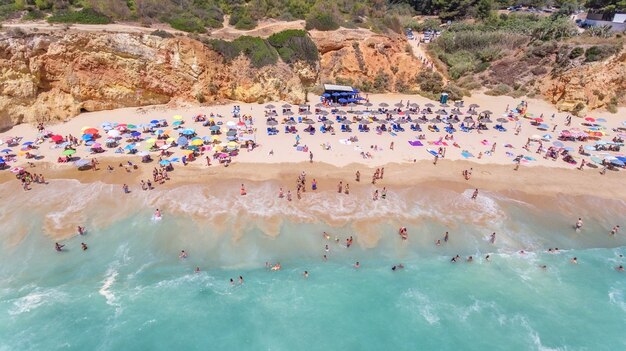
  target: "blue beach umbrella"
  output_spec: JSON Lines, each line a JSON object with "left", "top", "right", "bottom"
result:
{"left": 322, "top": 93, "right": 331, "bottom": 97}
{"left": 181, "top": 129, "right": 195, "bottom": 135}
{"left": 553, "top": 141, "right": 564, "bottom": 148}
{"left": 177, "top": 136, "right": 188, "bottom": 146}
{"left": 173, "top": 121, "right": 183, "bottom": 126}
{"left": 82, "top": 134, "right": 93, "bottom": 141}
{"left": 150, "top": 120, "right": 159, "bottom": 124}
{"left": 156, "top": 130, "right": 165, "bottom": 135}
{"left": 170, "top": 157, "right": 180, "bottom": 162}
{"left": 22, "top": 141, "right": 33, "bottom": 146}
{"left": 159, "top": 160, "right": 171, "bottom": 166}
{"left": 124, "top": 144, "right": 136, "bottom": 150}
{"left": 209, "top": 125, "right": 220, "bottom": 131}
{"left": 596, "top": 118, "right": 606, "bottom": 123}
{"left": 0, "top": 157, "right": 5, "bottom": 163}
{"left": 131, "top": 131, "right": 141, "bottom": 137}
{"left": 1, "top": 149, "right": 12, "bottom": 153}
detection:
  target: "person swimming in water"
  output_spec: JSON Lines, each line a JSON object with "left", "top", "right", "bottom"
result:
{"left": 399, "top": 227, "right": 408, "bottom": 240}
{"left": 323, "top": 232, "right": 330, "bottom": 240}
{"left": 485, "top": 254, "right": 490, "bottom": 261}
{"left": 179, "top": 250, "right": 187, "bottom": 259}
{"left": 490, "top": 232, "right": 496, "bottom": 244}
{"left": 77, "top": 226, "right": 85, "bottom": 235}
{"left": 354, "top": 261, "right": 360, "bottom": 269}
{"left": 616, "top": 265, "right": 624, "bottom": 272}
{"left": 195, "top": 267, "right": 200, "bottom": 273}
{"left": 570, "top": 257, "right": 578, "bottom": 264}
{"left": 467, "top": 256, "right": 473, "bottom": 262}
{"left": 55, "top": 242, "right": 64, "bottom": 252}
{"left": 271, "top": 263, "right": 281, "bottom": 271}
{"left": 239, "top": 276, "right": 244, "bottom": 284}
{"left": 303, "top": 271, "right": 309, "bottom": 278}
{"left": 435, "top": 239, "right": 441, "bottom": 246}
{"left": 81, "top": 242, "right": 88, "bottom": 251}
{"left": 230, "top": 278, "right": 234, "bottom": 285}
{"left": 154, "top": 208, "right": 161, "bottom": 219}
{"left": 444, "top": 231, "right": 449, "bottom": 243}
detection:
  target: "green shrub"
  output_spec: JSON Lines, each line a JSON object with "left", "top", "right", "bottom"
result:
{"left": 584, "top": 45, "right": 621, "bottom": 62}
{"left": 485, "top": 84, "right": 511, "bottom": 96}
{"left": 209, "top": 36, "right": 278, "bottom": 68}
{"left": 23, "top": 9, "right": 45, "bottom": 20}
{"left": 372, "top": 69, "right": 392, "bottom": 92}
{"left": 34, "top": 0, "right": 51, "bottom": 10}
{"left": 305, "top": 10, "right": 340, "bottom": 31}
{"left": 569, "top": 47, "right": 583, "bottom": 59}
{"left": 150, "top": 29, "right": 174, "bottom": 38}
{"left": 416, "top": 71, "right": 444, "bottom": 95}
{"left": 48, "top": 9, "right": 112, "bottom": 24}
{"left": 168, "top": 14, "right": 206, "bottom": 33}
{"left": 267, "top": 29, "right": 318, "bottom": 64}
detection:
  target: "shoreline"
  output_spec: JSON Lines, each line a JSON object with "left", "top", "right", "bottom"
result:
{"left": 3, "top": 157, "right": 625, "bottom": 199}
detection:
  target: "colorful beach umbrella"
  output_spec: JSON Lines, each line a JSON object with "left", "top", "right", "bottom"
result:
{"left": 62, "top": 149, "right": 76, "bottom": 156}
{"left": 10, "top": 166, "right": 24, "bottom": 173}
{"left": 50, "top": 135, "right": 64, "bottom": 143}
{"left": 83, "top": 128, "right": 98, "bottom": 135}
{"left": 173, "top": 115, "right": 183, "bottom": 120}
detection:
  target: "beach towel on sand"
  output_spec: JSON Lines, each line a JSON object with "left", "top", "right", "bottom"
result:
{"left": 427, "top": 148, "right": 438, "bottom": 157}
{"left": 389, "top": 132, "right": 397, "bottom": 137}
{"left": 408, "top": 140, "right": 423, "bottom": 147}
{"left": 461, "top": 151, "right": 474, "bottom": 158}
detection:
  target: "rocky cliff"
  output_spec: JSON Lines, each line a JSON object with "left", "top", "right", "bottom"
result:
{"left": 541, "top": 51, "right": 626, "bottom": 114}
{"left": 0, "top": 29, "right": 422, "bottom": 130}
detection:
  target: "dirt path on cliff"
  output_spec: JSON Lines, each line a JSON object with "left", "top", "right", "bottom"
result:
{"left": 210, "top": 16, "right": 305, "bottom": 40}
{"left": 406, "top": 35, "right": 446, "bottom": 81}
{"left": 2, "top": 18, "right": 305, "bottom": 40}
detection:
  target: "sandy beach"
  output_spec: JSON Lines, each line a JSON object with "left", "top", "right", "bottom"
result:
{"left": 1, "top": 92, "right": 625, "bottom": 242}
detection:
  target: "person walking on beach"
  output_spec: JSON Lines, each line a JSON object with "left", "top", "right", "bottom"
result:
{"left": 240, "top": 184, "right": 247, "bottom": 196}
{"left": 344, "top": 183, "right": 350, "bottom": 195}
{"left": 123, "top": 184, "right": 130, "bottom": 194}
{"left": 355, "top": 171, "right": 360, "bottom": 182}
{"left": 611, "top": 226, "right": 620, "bottom": 236}
{"left": 287, "top": 190, "right": 292, "bottom": 201}
{"left": 380, "top": 167, "right": 384, "bottom": 179}
{"left": 471, "top": 189, "right": 479, "bottom": 200}
{"left": 575, "top": 218, "right": 583, "bottom": 230}
{"left": 206, "top": 156, "right": 211, "bottom": 166}
{"left": 337, "top": 181, "right": 343, "bottom": 193}
{"left": 433, "top": 155, "right": 439, "bottom": 165}
{"left": 312, "top": 179, "right": 317, "bottom": 191}
{"left": 578, "top": 159, "right": 585, "bottom": 170}
{"left": 309, "top": 151, "right": 313, "bottom": 163}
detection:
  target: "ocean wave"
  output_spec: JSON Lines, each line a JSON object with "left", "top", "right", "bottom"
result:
{"left": 99, "top": 267, "right": 119, "bottom": 308}
{"left": 8, "top": 288, "right": 67, "bottom": 316}
{"left": 608, "top": 287, "right": 626, "bottom": 313}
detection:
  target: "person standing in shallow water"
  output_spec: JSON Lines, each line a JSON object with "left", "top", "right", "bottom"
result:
{"left": 240, "top": 184, "right": 246, "bottom": 196}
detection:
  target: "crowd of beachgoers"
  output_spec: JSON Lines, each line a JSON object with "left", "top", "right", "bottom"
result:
{"left": 1, "top": 94, "right": 625, "bottom": 277}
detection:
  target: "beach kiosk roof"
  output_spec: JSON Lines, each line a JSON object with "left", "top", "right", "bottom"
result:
{"left": 323, "top": 84, "right": 355, "bottom": 93}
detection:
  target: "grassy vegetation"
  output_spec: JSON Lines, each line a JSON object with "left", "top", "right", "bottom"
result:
{"left": 208, "top": 36, "right": 278, "bottom": 68}
{"left": 267, "top": 29, "right": 318, "bottom": 64}
{"left": 584, "top": 44, "right": 622, "bottom": 61}
{"left": 48, "top": 8, "right": 112, "bottom": 24}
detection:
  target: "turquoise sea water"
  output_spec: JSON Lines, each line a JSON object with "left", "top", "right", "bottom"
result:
{"left": 1, "top": 181, "right": 625, "bottom": 350}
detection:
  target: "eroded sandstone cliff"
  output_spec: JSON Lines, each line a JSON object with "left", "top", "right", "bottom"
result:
{"left": 0, "top": 29, "right": 422, "bottom": 130}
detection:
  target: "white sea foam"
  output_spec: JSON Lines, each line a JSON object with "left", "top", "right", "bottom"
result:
{"left": 8, "top": 288, "right": 66, "bottom": 316}
{"left": 608, "top": 287, "right": 626, "bottom": 313}
{"left": 99, "top": 267, "right": 119, "bottom": 308}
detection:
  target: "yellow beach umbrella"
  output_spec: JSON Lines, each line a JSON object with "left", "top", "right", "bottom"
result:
{"left": 190, "top": 139, "right": 203, "bottom": 146}
{"left": 211, "top": 135, "right": 221, "bottom": 141}
{"left": 173, "top": 115, "right": 183, "bottom": 120}
{"left": 227, "top": 141, "right": 239, "bottom": 148}
{"left": 182, "top": 149, "right": 194, "bottom": 155}
{"left": 166, "top": 137, "right": 175, "bottom": 143}
{"left": 145, "top": 138, "right": 157, "bottom": 144}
